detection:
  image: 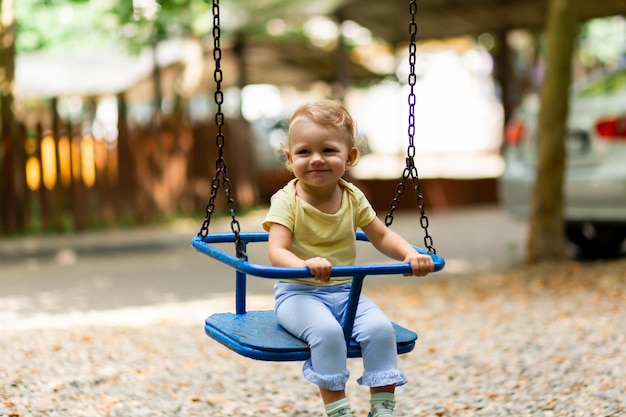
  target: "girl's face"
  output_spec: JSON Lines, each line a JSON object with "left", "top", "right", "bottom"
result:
{"left": 286, "top": 118, "right": 357, "bottom": 190}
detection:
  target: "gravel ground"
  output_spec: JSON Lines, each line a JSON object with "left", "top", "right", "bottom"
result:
{"left": 1, "top": 258, "right": 625, "bottom": 417}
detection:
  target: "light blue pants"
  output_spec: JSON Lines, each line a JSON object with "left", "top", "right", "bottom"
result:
{"left": 274, "top": 282, "right": 408, "bottom": 391}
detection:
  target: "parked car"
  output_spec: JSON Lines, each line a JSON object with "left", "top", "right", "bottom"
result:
{"left": 499, "top": 68, "right": 626, "bottom": 256}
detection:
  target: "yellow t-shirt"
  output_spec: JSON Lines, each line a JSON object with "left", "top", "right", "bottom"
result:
{"left": 262, "top": 178, "right": 377, "bottom": 285}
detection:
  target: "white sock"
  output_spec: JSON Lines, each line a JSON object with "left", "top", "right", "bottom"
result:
{"left": 325, "top": 398, "right": 352, "bottom": 417}
{"left": 370, "top": 392, "right": 395, "bottom": 417}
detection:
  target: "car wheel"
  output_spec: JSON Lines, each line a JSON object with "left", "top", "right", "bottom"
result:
{"left": 565, "top": 222, "right": 626, "bottom": 258}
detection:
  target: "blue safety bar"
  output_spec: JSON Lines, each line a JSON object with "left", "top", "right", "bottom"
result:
{"left": 192, "top": 231, "right": 445, "bottom": 361}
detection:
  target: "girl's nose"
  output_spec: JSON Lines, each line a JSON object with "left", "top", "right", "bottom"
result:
{"left": 310, "top": 152, "right": 324, "bottom": 163}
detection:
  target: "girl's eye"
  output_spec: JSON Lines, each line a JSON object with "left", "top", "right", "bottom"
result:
{"left": 296, "top": 149, "right": 309, "bottom": 155}
{"left": 324, "top": 148, "right": 337, "bottom": 153}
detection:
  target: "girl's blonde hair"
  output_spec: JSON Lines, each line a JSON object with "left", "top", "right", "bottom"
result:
{"left": 282, "top": 100, "right": 363, "bottom": 171}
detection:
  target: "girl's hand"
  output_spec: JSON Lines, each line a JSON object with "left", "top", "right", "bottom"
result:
{"left": 403, "top": 252, "right": 434, "bottom": 277}
{"left": 305, "top": 257, "right": 333, "bottom": 282}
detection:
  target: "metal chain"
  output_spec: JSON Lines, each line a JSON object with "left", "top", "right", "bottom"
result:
{"left": 198, "top": 0, "right": 245, "bottom": 258}
{"left": 384, "top": 0, "right": 436, "bottom": 254}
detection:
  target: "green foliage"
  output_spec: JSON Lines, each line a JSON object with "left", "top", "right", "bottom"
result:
{"left": 16, "top": 0, "right": 120, "bottom": 53}
{"left": 15, "top": 0, "right": 334, "bottom": 55}
{"left": 107, "top": 0, "right": 212, "bottom": 52}
{"left": 579, "top": 17, "right": 626, "bottom": 67}
{"left": 577, "top": 68, "right": 626, "bottom": 97}
{"left": 15, "top": 0, "right": 213, "bottom": 54}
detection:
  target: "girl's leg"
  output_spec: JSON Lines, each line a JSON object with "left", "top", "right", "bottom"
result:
{"left": 276, "top": 292, "right": 348, "bottom": 382}
{"left": 371, "top": 386, "right": 394, "bottom": 394}
{"left": 352, "top": 295, "right": 407, "bottom": 388}
{"left": 275, "top": 285, "right": 351, "bottom": 411}
{"left": 320, "top": 388, "right": 347, "bottom": 404}
{"left": 351, "top": 296, "right": 405, "bottom": 416}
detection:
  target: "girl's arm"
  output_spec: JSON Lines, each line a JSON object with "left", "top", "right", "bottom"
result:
{"left": 267, "top": 222, "right": 332, "bottom": 282}
{"left": 361, "top": 217, "right": 434, "bottom": 276}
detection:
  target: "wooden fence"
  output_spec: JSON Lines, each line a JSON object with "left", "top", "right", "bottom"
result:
{"left": 0, "top": 95, "right": 260, "bottom": 236}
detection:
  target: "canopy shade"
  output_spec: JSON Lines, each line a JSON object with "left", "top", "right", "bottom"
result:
{"left": 336, "top": 0, "right": 626, "bottom": 45}
{"left": 15, "top": 1, "right": 625, "bottom": 99}
{"left": 206, "top": 38, "right": 382, "bottom": 89}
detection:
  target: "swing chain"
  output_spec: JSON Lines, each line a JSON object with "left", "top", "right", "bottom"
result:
{"left": 384, "top": 0, "right": 436, "bottom": 254}
{"left": 198, "top": 0, "right": 245, "bottom": 259}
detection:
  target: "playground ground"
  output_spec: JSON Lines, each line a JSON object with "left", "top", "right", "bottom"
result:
{"left": 1, "top": 206, "right": 624, "bottom": 416}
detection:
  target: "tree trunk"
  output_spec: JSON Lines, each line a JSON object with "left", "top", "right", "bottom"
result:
{"left": 525, "top": 0, "right": 579, "bottom": 262}
{"left": 0, "top": 0, "right": 17, "bottom": 234}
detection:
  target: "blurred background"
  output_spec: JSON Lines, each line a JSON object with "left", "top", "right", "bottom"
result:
{"left": 1, "top": 0, "right": 625, "bottom": 236}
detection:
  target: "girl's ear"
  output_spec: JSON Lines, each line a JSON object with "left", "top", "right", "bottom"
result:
{"left": 346, "top": 147, "right": 359, "bottom": 168}
{"left": 284, "top": 149, "right": 294, "bottom": 172}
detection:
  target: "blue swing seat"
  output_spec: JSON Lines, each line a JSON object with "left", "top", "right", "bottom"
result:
{"left": 205, "top": 310, "right": 420, "bottom": 362}
{"left": 192, "top": 231, "right": 445, "bottom": 362}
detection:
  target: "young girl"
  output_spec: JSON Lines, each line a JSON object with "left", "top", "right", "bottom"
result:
{"left": 263, "top": 100, "right": 434, "bottom": 417}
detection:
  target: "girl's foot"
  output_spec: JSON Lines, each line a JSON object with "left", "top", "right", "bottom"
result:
{"left": 324, "top": 398, "right": 352, "bottom": 417}
{"left": 369, "top": 392, "right": 395, "bottom": 417}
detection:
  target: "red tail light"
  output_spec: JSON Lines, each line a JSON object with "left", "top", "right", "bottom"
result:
{"left": 505, "top": 120, "right": 527, "bottom": 146}
{"left": 595, "top": 115, "right": 626, "bottom": 141}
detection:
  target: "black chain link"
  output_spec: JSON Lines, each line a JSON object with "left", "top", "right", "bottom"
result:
{"left": 198, "top": 0, "right": 246, "bottom": 259}
{"left": 384, "top": 0, "right": 436, "bottom": 254}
